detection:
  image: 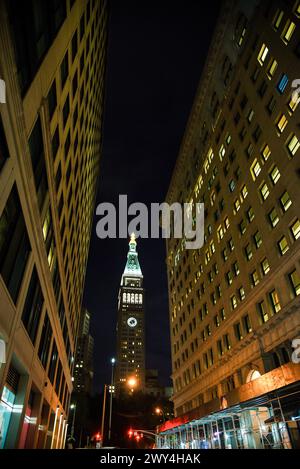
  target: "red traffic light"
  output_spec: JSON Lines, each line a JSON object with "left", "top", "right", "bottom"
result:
{"left": 128, "top": 429, "right": 133, "bottom": 438}
{"left": 95, "top": 433, "right": 101, "bottom": 441}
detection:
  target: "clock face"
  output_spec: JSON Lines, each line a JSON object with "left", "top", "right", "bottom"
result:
{"left": 127, "top": 317, "right": 137, "bottom": 328}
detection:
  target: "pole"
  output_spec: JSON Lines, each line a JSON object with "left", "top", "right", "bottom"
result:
{"left": 71, "top": 405, "right": 77, "bottom": 439}
{"left": 101, "top": 384, "right": 107, "bottom": 444}
{"left": 108, "top": 360, "right": 115, "bottom": 441}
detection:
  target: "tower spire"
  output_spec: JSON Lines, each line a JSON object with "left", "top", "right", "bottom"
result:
{"left": 121, "top": 233, "right": 143, "bottom": 283}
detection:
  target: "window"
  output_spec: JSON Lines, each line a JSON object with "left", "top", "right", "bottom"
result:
{"left": 234, "top": 322, "right": 243, "bottom": 341}
{"left": 72, "top": 30, "right": 78, "bottom": 62}
{"left": 260, "top": 182, "right": 270, "bottom": 201}
{"left": 38, "top": 313, "right": 52, "bottom": 369}
{"left": 291, "top": 219, "right": 300, "bottom": 240}
{"left": 254, "top": 231, "right": 262, "bottom": 248}
{"left": 247, "top": 207, "right": 255, "bottom": 223}
{"left": 277, "top": 74, "right": 289, "bottom": 94}
{"left": 223, "top": 333, "right": 231, "bottom": 350}
{"left": 295, "top": 2, "right": 300, "bottom": 17}
{"left": 217, "top": 340, "right": 224, "bottom": 357}
{"left": 250, "top": 159, "right": 261, "bottom": 180}
{"left": 231, "top": 295, "right": 238, "bottom": 310}
{"left": 258, "top": 300, "right": 269, "bottom": 323}
{"left": 47, "top": 80, "right": 57, "bottom": 119}
{"left": 267, "top": 96, "right": 277, "bottom": 115}
{"left": 51, "top": 127, "right": 59, "bottom": 160}
{"left": 280, "top": 191, "right": 292, "bottom": 212}
{"left": 239, "top": 286, "right": 246, "bottom": 300}
{"left": 245, "top": 244, "right": 252, "bottom": 261}
{"left": 234, "top": 198, "right": 241, "bottom": 212}
{"left": 251, "top": 270, "right": 260, "bottom": 287}
{"left": 222, "top": 248, "right": 228, "bottom": 261}
{"left": 261, "top": 258, "right": 270, "bottom": 275}
{"left": 22, "top": 267, "right": 44, "bottom": 344}
{"left": 241, "top": 185, "right": 248, "bottom": 200}
{"left": 267, "top": 59, "right": 278, "bottom": 79}
{"left": 289, "top": 270, "right": 300, "bottom": 296}
{"left": 229, "top": 179, "right": 236, "bottom": 192}
{"left": 281, "top": 20, "right": 296, "bottom": 44}
{"left": 29, "top": 117, "right": 48, "bottom": 210}
{"left": 60, "top": 51, "right": 69, "bottom": 89}
{"left": 268, "top": 208, "right": 279, "bottom": 227}
{"left": 287, "top": 134, "right": 300, "bottom": 156}
{"left": 273, "top": 9, "right": 284, "bottom": 30}
{"left": 63, "top": 96, "right": 70, "bottom": 127}
{"left": 243, "top": 314, "right": 252, "bottom": 334}
{"left": 247, "top": 109, "right": 254, "bottom": 123}
{"left": 269, "top": 289, "right": 281, "bottom": 313}
{"left": 261, "top": 144, "right": 271, "bottom": 161}
{"left": 0, "top": 185, "right": 31, "bottom": 303}
{"left": 269, "top": 166, "right": 281, "bottom": 185}
{"left": 226, "top": 271, "right": 233, "bottom": 285}
{"left": 276, "top": 114, "right": 288, "bottom": 133}
{"left": 257, "top": 43, "right": 269, "bottom": 65}
{"left": 288, "top": 94, "right": 300, "bottom": 113}
{"left": 233, "top": 261, "right": 240, "bottom": 276}
{"left": 278, "top": 236, "right": 289, "bottom": 255}
{"left": 228, "top": 238, "right": 234, "bottom": 251}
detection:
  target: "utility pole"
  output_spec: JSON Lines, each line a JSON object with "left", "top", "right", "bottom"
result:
{"left": 108, "top": 358, "right": 116, "bottom": 441}
{"left": 101, "top": 384, "right": 107, "bottom": 445}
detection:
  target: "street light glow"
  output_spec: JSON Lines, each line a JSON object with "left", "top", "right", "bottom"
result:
{"left": 127, "top": 377, "right": 137, "bottom": 388}
{"left": 111, "top": 357, "right": 116, "bottom": 364}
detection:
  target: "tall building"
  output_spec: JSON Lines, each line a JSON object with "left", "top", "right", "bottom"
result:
{"left": 0, "top": 0, "right": 107, "bottom": 449}
{"left": 157, "top": 0, "right": 300, "bottom": 449}
{"left": 115, "top": 234, "right": 146, "bottom": 394}
{"left": 73, "top": 308, "right": 94, "bottom": 395}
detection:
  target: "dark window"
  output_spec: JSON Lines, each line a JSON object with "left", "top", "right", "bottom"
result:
{"left": 0, "top": 116, "right": 9, "bottom": 171}
{"left": 71, "top": 30, "right": 78, "bottom": 62}
{"left": 51, "top": 126, "right": 59, "bottom": 160}
{"left": 60, "top": 51, "right": 69, "bottom": 89}
{"left": 29, "top": 117, "right": 48, "bottom": 210}
{"left": 0, "top": 185, "right": 31, "bottom": 302}
{"left": 80, "top": 13, "right": 85, "bottom": 41}
{"left": 62, "top": 95, "right": 70, "bottom": 127}
{"left": 7, "top": 0, "right": 67, "bottom": 96}
{"left": 55, "top": 162, "right": 62, "bottom": 191}
{"left": 47, "top": 80, "right": 57, "bottom": 119}
{"left": 38, "top": 312, "right": 52, "bottom": 369}
{"left": 48, "top": 341, "right": 58, "bottom": 384}
{"left": 72, "top": 70, "right": 78, "bottom": 98}
{"left": 22, "top": 267, "right": 44, "bottom": 344}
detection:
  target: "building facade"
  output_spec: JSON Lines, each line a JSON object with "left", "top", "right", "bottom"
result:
{"left": 115, "top": 234, "right": 146, "bottom": 394}
{"left": 0, "top": 0, "right": 107, "bottom": 448}
{"left": 158, "top": 0, "right": 300, "bottom": 449}
{"left": 73, "top": 308, "right": 94, "bottom": 395}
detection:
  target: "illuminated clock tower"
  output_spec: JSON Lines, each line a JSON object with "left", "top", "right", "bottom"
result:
{"left": 115, "top": 234, "right": 145, "bottom": 394}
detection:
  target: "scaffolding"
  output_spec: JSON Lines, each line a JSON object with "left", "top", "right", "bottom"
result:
{"left": 156, "top": 386, "right": 300, "bottom": 449}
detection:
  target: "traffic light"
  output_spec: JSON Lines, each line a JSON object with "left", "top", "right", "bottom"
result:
{"left": 95, "top": 433, "right": 101, "bottom": 441}
{"left": 128, "top": 429, "right": 133, "bottom": 438}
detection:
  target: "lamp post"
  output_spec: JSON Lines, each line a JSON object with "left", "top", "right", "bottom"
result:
{"left": 70, "top": 403, "right": 77, "bottom": 439}
{"left": 100, "top": 384, "right": 108, "bottom": 445}
{"left": 155, "top": 407, "right": 166, "bottom": 423}
{"left": 108, "top": 357, "right": 115, "bottom": 442}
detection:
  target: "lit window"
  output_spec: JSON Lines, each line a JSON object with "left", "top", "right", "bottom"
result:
{"left": 217, "top": 225, "right": 224, "bottom": 241}
{"left": 289, "top": 270, "right": 300, "bottom": 296}
{"left": 234, "top": 198, "right": 241, "bottom": 212}
{"left": 295, "top": 1, "right": 300, "bottom": 18}
{"left": 281, "top": 20, "right": 296, "bottom": 44}
{"left": 251, "top": 270, "right": 260, "bottom": 287}
{"left": 228, "top": 238, "right": 234, "bottom": 252}
{"left": 267, "top": 59, "right": 278, "bottom": 79}
{"left": 269, "top": 289, "right": 281, "bottom": 313}
{"left": 239, "top": 287, "right": 246, "bottom": 301}
{"left": 291, "top": 219, "right": 300, "bottom": 240}
{"left": 224, "top": 217, "right": 230, "bottom": 230}
{"left": 276, "top": 114, "right": 288, "bottom": 133}
{"left": 260, "top": 182, "right": 270, "bottom": 201}
{"left": 258, "top": 300, "right": 269, "bottom": 323}
{"left": 280, "top": 191, "right": 292, "bottom": 212}
{"left": 229, "top": 179, "right": 235, "bottom": 192}
{"left": 261, "top": 144, "right": 271, "bottom": 161}
{"left": 233, "top": 261, "right": 240, "bottom": 276}
{"left": 254, "top": 231, "right": 262, "bottom": 249}
{"left": 241, "top": 185, "right": 248, "bottom": 200}
{"left": 226, "top": 271, "right": 233, "bottom": 285}
{"left": 257, "top": 43, "right": 269, "bottom": 65}
{"left": 247, "top": 109, "right": 254, "bottom": 123}
{"left": 239, "top": 219, "right": 246, "bottom": 235}
{"left": 219, "top": 144, "right": 226, "bottom": 161}
{"left": 247, "top": 207, "right": 255, "bottom": 222}
{"left": 231, "top": 295, "right": 238, "bottom": 310}
{"left": 245, "top": 244, "right": 252, "bottom": 261}
{"left": 261, "top": 258, "right": 270, "bottom": 275}
{"left": 278, "top": 236, "right": 289, "bottom": 255}
{"left": 287, "top": 134, "right": 300, "bottom": 156}
{"left": 277, "top": 74, "right": 289, "bottom": 94}
{"left": 268, "top": 208, "right": 279, "bottom": 228}
{"left": 288, "top": 94, "right": 300, "bottom": 113}
{"left": 243, "top": 314, "right": 252, "bottom": 334}
{"left": 273, "top": 9, "right": 284, "bottom": 30}
{"left": 250, "top": 159, "right": 261, "bottom": 180}
{"left": 269, "top": 166, "right": 281, "bottom": 185}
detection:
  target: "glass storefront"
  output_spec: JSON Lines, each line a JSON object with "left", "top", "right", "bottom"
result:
{"left": 0, "top": 386, "right": 16, "bottom": 449}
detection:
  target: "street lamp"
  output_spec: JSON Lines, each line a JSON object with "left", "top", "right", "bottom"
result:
{"left": 70, "top": 403, "right": 77, "bottom": 439}
{"left": 108, "top": 357, "right": 116, "bottom": 441}
{"left": 127, "top": 376, "right": 137, "bottom": 393}
{"left": 155, "top": 407, "right": 166, "bottom": 423}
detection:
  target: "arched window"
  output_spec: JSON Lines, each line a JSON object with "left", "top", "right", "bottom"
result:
{"left": 246, "top": 369, "right": 261, "bottom": 383}
{"left": 123, "top": 293, "right": 127, "bottom": 303}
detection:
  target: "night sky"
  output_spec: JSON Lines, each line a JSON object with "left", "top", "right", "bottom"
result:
{"left": 83, "top": 0, "right": 221, "bottom": 393}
